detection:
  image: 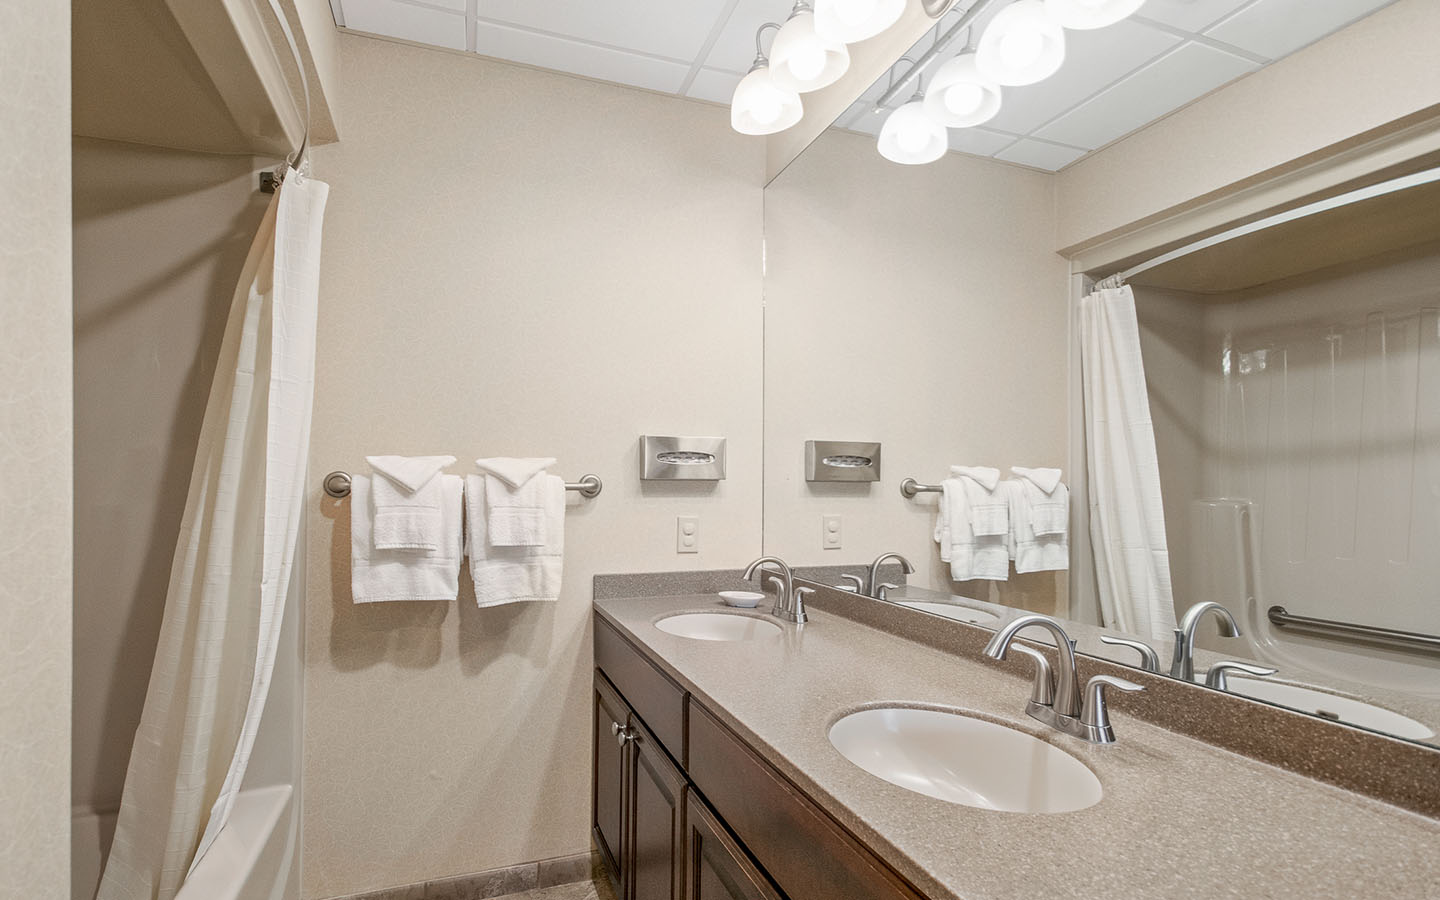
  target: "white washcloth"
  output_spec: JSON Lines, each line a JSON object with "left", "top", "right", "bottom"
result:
{"left": 350, "top": 473, "right": 463, "bottom": 602}
{"left": 935, "top": 471, "right": 1010, "bottom": 582}
{"left": 465, "top": 473, "right": 564, "bottom": 606}
{"left": 1006, "top": 468, "right": 1069, "bottom": 574}
{"left": 474, "top": 457, "right": 557, "bottom": 547}
{"left": 365, "top": 455, "right": 456, "bottom": 551}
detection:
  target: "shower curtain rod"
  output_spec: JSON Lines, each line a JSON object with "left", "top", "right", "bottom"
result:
{"left": 1097, "top": 163, "right": 1440, "bottom": 289}
{"left": 258, "top": 0, "right": 312, "bottom": 193}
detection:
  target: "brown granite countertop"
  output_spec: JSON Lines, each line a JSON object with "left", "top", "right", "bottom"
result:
{"left": 594, "top": 594, "right": 1440, "bottom": 900}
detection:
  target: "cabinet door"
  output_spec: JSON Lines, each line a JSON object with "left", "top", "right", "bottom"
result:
{"left": 629, "top": 718, "right": 687, "bottom": 900}
{"left": 684, "top": 794, "right": 784, "bottom": 900}
{"left": 594, "top": 673, "right": 630, "bottom": 891}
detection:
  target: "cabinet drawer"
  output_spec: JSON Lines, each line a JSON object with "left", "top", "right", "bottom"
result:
{"left": 595, "top": 615, "right": 688, "bottom": 764}
{"left": 688, "top": 703, "right": 925, "bottom": 900}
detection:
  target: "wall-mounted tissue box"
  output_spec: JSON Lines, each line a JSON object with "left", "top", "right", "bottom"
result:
{"left": 640, "top": 435, "right": 727, "bottom": 481}
{"left": 805, "top": 441, "right": 881, "bottom": 482}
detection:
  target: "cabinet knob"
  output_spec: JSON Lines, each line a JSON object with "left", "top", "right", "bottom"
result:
{"left": 612, "top": 722, "right": 635, "bottom": 746}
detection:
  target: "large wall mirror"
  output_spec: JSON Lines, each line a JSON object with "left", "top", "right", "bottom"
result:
{"left": 761, "top": 0, "right": 1440, "bottom": 749}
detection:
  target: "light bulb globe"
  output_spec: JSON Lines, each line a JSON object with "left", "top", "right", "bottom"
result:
{"left": 923, "top": 54, "right": 1002, "bottom": 127}
{"left": 975, "top": 0, "right": 1066, "bottom": 86}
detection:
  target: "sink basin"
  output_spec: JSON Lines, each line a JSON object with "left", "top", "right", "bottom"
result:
{"left": 897, "top": 601, "right": 999, "bottom": 627}
{"left": 1222, "top": 677, "right": 1434, "bottom": 740}
{"left": 828, "top": 707, "right": 1102, "bottom": 813}
{"left": 655, "top": 612, "right": 782, "bottom": 642}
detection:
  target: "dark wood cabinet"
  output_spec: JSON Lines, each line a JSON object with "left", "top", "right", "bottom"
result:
{"left": 684, "top": 793, "right": 784, "bottom": 900}
{"left": 594, "top": 673, "right": 630, "bottom": 887}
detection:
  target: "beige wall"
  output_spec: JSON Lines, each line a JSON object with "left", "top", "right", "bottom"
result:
{"left": 1055, "top": 0, "right": 1440, "bottom": 253}
{"left": 763, "top": 131, "right": 1070, "bottom": 612}
{"left": 303, "top": 33, "right": 764, "bottom": 898}
{"left": 0, "top": 2, "right": 73, "bottom": 898}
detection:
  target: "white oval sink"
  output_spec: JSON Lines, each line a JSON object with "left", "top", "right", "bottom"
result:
{"left": 655, "top": 612, "right": 782, "bottom": 642}
{"left": 829, "top": 707, "right": 1102, "bottom": 813}
{"left": 1223, "top": 677, "right": 1434, "bottom": 740}
{"left": 898, "top": 601, "right": 1000, "bottom": 627}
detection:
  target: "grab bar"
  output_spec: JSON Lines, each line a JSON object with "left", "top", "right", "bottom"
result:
{"left": 322, "top": 470, "right": 602, "bottom": 499}
{"left": 899, "top": 477, "right": 943, "bottom": 498}
{"left": 1267, "top": 606, "right": 1440, "bottom": 656}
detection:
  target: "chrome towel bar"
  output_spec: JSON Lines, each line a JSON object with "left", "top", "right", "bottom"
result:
{"left": 899, "top": 477, "right": 943, "bottom": 498}
{"left": 1267, "top": 606, "right": 1440, "bottom": 656}
{"left": 322, "top": 470, "right": 602, "bottom": 499}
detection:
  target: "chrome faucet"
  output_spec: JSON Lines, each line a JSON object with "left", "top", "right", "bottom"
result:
{"left": 865, "top": 552, "right": 915, "bottom": 599}
{"left": 1204, "top": 660, "right": 1277, "bottom": 691}
{"left": 985, "top": 613, "right": 1143, "bottom": 744}
{"left": 1171, "top": 601, "right": 1240, "bottom": 681}
{"left": 744, "top": 556, "right": 809, "bottom": 625}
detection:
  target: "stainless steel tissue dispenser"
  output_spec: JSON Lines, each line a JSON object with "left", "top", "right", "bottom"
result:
{"left": 805, "top": 441, "right": 881, "bottom": 482}
{"left": 640, "top": 435, "right": 727, "bottom": 480}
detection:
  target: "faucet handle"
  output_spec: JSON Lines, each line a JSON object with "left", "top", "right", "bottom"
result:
{"left": 836, "top": 573, "right": 864, "bottom": 592}
{"left": 875, "top": 582, "right": 899, "bottom": 601}
{"left": 791, "top": 586, "right": 814, "bottom": 624}
{"left": 1099, "top": 635, "right": 1161, "bottom": 673}
{"left": 1010, "top": 644, "right": 1056, "bottom": 707}
{"left": 1204, "top": 660, "right": 1277, "bottom": 691}
{"left": 1080, "top": 675, "right": 1144, "bottom": 744}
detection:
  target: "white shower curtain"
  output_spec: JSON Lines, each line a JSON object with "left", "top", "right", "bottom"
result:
{"left": 1078, "top": 283, "right": 1177, "bottom": 641}
{"left": 98, "top": 169, "right": 328, "bottom": 900}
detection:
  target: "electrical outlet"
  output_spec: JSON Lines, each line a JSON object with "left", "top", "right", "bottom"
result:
{"left": 677, "top": 516, "right": 699, "bottom": 554}
{"left": 822, "top": 514, "right": 842, "bottom": 550}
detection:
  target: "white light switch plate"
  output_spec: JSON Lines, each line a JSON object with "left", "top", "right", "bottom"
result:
{"left": 677, "top": 516, "right": 699, "bottom": 554}
{"left": 822, "top": 515, "right": 842, "bottom": 550}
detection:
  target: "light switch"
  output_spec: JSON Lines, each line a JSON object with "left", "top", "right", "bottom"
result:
{"left": 822, "top": 515, "right": 842, "bottom": 550}
{"left": 677, "top": 516, "right": 699, "bottom": 554}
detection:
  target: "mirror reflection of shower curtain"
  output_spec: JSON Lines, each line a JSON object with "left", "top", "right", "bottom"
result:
{"left": 98, "top": 170, "right": 329, "bottom": 900}
{"left": 1078, "top": 284, "right": 1178, "bottom": 640}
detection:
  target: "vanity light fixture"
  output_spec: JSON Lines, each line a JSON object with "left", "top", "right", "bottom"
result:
{"left": 975, "top": 0, "right": 1066, "bottom": 86}
{"left": 731, "top": 24, "right": 805, "bottom": 135}
{"left": 878, "top": 95, "right": 947, "bottom": 165}
{"left": 1043, "top": 0, "right": 1146, "bottom": 30}
{"left": 769, "top": 1, "right": 851, "bottom": 94}
{"left": 814, "top": 0, "right": 905, "bottom": 44}
{"left": 923, "top": 53, "right": 1001, "bottom": 127}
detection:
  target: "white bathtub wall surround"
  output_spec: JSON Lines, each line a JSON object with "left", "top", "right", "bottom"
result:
{"left": 303, "top": 33, "right": 763, "bottom": 899}
{"left": 99, "top": 171, "right": 328, "bottom": 900}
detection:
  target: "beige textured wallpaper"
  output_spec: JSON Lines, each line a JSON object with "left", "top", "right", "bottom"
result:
{"left": 303, "top": 34, "right": 764, "bottom": 898}
{"left": 763, "top": 130, "right": 1070, "bottom": 613}
{"left": 0, "top": 1, "right": 73, "bottom": 898}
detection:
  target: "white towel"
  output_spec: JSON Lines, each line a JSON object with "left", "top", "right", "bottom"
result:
{"left": 365, "top": 455, "right": 456, "bottom": 551}
{"left": 465, "top": 473, "right": 564, "bottom": 606}
{"left": 474, "top": 457, "right": 557, "bottom": 547}
{"left": 950, "top": 465, "right": 1008, "bottom": 537}
{"left": 934, "top": 467, "right": 1010, "bottom": 582}
{"left": 1007, "top": 467, "right": 1069, "bottom": 574}
{"left": 350, "top": 473, "right": 463, "bottom": 602}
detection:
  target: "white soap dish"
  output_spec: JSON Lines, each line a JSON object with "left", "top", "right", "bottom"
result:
{"left": 719, "top": 590, "right": 764, "bottom": 609}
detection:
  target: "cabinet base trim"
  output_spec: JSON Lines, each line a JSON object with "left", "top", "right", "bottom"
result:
{"left": 318, "top": 850, "right": 602, "bottom": 900}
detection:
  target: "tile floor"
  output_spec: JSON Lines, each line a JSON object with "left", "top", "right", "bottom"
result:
{"left": 494, "top": 878, "right": 617, "bottom": 900}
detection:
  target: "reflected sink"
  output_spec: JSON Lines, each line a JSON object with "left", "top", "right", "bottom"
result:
{"left": 828, "top": 707, "right": 1102, "bottom": 813}
{"left": 897, "top": 601, "right": 999, "bottom": 627}
{"left": 655, "top": 612, "right": 782, "bottom": 642}
{"left": 1223, "top": 677, "right": 1435, "bottom": 740}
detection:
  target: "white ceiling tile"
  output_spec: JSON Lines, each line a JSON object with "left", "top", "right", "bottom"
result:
{"left": 686, "top": 68, "right": 743, "bottom": 105}
{"left": 475, "top": 0, "right": 732, "bottom": 61}
{"left": 1134, "top": 0, "right": 1254, "bottom": 33}
{"left": 947, "top": 127, "right": 1017, "bottom": 157}
{"left": 1205, "top": 0, "right": 1397, "bottom": 59}
{"left": 994, "top": 139, "right": 1088, "bottom": 170}
{"left": 474, "top": 21, "right": 692, "bottom": 93}
{"left": 703, "top": 0, "right": 803, "bottom": 74}
{"left": 1035, "top": 42, "right": 1256, "bottom": 149}
{"left": 339, "top": 0, "right": 467, "bottom": 50}
{"left": 985, "top": 18, "right": 1180, "bottom": 135}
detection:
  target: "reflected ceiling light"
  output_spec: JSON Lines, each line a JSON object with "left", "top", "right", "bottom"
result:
{"left": 814, "top": 0, "right": 905, "bottom": 44}
{"left": 770, "top": 2, "right": 851, "bottom": 93}
{"left": 877, "top": 99, "right": 947, "bottom": 165}
{"left": 730, "top": 24, "right": 804, "bottom": 135}
{"left": 975, "top": 0, "right": 1066, "bottom": 86}
{"left": 1044, "top": 0, "right": 1146, "bottom": 30}
{"left": 923, "top": 53, "right": 1002, "bottom": 127}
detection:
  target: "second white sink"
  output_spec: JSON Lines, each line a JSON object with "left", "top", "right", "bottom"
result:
{"left": 655, "top": 612, "right": 782, "bottom": 642}
{"left": 829, "top": 707, "right": 1102, "bottom": 814}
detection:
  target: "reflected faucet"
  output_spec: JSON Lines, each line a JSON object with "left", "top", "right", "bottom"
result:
{"left": 865, "top": 552, "right": 915, "bottom": 599}
{"left": 744, "top": 556, "right": 808, "bottom": 625}
{"left": 1171, "top": 601, "right": 1241, "bottom": 681}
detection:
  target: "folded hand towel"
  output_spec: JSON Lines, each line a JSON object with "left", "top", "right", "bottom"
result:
{"left": 1006, "top": 468, "right": 1069, "bottom": 574}
{"left": 465, "top": 473, "right": 564, "bottom": 606}
{"left": 350, "top": 473, "right": 463, "bottom": 602}
{"left": 474, "top": 457, "right": 557, "bottom": 547}
{"left": 365, "top": 455, "right": 456, "bottom": 551}
{"left": 936, "top": 472, "right": 1009, "bottom": 582}
{"left": 950, "top": 465, "right": 1008, "bottom": 537}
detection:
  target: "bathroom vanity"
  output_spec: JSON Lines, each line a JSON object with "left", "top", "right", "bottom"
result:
{"left": 592, "top": 589, "right": 1440, "bottom": 900}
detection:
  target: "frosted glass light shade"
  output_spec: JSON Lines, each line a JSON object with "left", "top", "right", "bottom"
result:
{"left": 923, "top": 54, "right": 1002, "bottom": 127}
{"left": 770, "top": 9, "right": 850, "bottom": 93}
{"left": 877, "top": 101, "right": 947, "bottom": 165}
{"left": 814, "top": 0, "right": 905, "bottom": 43}
{"left": 1044, "top": 0, "right": 1146, "bottom": 30}
{"left": 975, "top": 0, "right": 1066, "bottom": 86}
{"left": 730, "top": 66, "right": 804, "bottom": 135}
